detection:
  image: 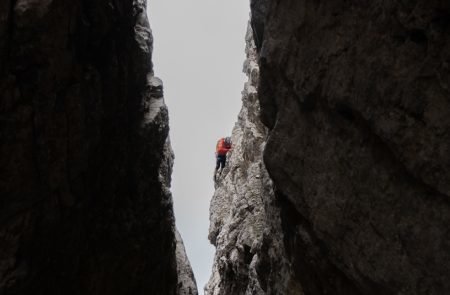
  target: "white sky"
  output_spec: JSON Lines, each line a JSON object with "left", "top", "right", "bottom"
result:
{"left": 147, "top": 0, "right": 250, "bottom": 291}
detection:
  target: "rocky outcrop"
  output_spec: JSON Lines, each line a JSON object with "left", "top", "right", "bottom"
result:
{"left": 208, "top": 1, "right": 450, "bottom": 294}
{"left": 175, "top": 230, "right": 198, "bottom": 295}
{"left": 205, "top": 25, "right": 293, "bottom": 295}
{"left": 0, "top": 1, "right": 195, "bottom": 294}
{"left": 251, "top": 1, "right": 450, "bottom": 294}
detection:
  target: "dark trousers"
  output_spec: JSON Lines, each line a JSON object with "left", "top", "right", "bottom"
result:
{"left": 216, "top": 155, "right": 227, "bottom": 171}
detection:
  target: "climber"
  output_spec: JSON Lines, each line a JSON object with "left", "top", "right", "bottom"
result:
{"left": 215, "top": 136, "right": 232, "bottom": 177}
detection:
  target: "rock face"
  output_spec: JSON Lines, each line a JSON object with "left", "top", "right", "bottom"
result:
{"left": 175, "top": 230, "right": 198, "bottom": 295}
{"left": 252, "top": 1, "right": 450, "bottom": 294}
{"left": 0, "top": 1, "right": 196, "bottom": 294}
{"left": 208, "top": 1, "right": 450, "bottom": 295}
{"left": 205, "top": 25, "right": 293, "bottom": 295}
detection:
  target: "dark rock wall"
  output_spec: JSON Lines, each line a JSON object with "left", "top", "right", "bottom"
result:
{"left": 251, "top": 1, "right": 450, "bottom": 294}
{"left": 0, "top": 0, "right": 190, "bottom": 294}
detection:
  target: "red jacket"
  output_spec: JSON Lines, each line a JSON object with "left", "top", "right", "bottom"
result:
{"left": 216, "top": 138, "right": 231, "bottom": 156}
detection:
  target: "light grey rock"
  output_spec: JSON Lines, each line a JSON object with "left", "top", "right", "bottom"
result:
{"left": 175, "top": 230, "right": 198, "bottom": 295}
{"left": 205, "top": 24, "right": 293, "bottom": 295}
{"left": 252, "top": 1, "right": 450, "bottom": 294}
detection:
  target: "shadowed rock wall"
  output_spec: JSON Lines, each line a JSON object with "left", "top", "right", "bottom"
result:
{"left": 0, "top": 0, "right": 196, "bottom": 294}
{"left": 251, "top": 0, "right": 450, "bottom": 294}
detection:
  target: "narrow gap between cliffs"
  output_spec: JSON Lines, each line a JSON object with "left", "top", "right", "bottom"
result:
{"left": 146, "top": 0, "right": 251, "bottom": 291}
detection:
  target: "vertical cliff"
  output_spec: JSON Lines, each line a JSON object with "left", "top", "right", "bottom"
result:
{"left": 208, "top": 1, "right": 450, "bottom": 294}
{"left": 252, "top": 0, "right": 450, "bottom": 294}
{"left": 176, "top": 230, "right": 199, "bottom": 295}
{"left": 0, "top": 0, "right": 196, "bottom": 294}
{"left": 205, "top": 25, "right": 294, "bottom": 295}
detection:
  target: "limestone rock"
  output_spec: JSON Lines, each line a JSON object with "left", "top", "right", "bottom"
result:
{"left": 205, "top": 24, "right": 293, "bottom": 295}
{"left": 175, "top": 230, "right": 198, "bottom": 295}
{"left": 0, "top": 1, "right": 196, "bottom": 294}
{"left": 252, "top": 1, "right": 450, "bottom": 294}
{"left": 208, "top": 2, "right": 450, "bottom": 294}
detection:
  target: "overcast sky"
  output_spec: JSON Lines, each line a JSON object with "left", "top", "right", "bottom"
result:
{"left": 147, "top": 0, "right": 250, "bottom": 291}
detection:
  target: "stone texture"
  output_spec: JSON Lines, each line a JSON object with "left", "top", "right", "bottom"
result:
{"left": 205, "top": 25, "right": 293, "bottom": 295}
{"left": 0, "top": 0, "right": 196, "bottom": 294}
{"left": 249, "top": 0, "right": 268, "bottom": 50}
{"left": 252, "top": 1, "right": 450, "bottom": 294}
{"left": 175, "top": 230, "right": 198, "bottom": 295}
